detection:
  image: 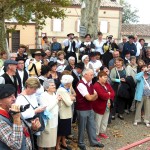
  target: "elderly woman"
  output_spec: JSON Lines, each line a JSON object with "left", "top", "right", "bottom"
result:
{"left": 56, "top": 75, "right": 74, "bottom": 150}
{"left": 37, "top": 79, "right": 60, "bottom": 150}
{"left": 134, "top": 65, "right": 150, "bottom": 127}
{"left": 93, "top": 71, "right": 115, "bottom": 139}
{"left": 110, "top": 57, "right": 126, "bottom": 120}
{"left": 16, "top": 77, "right": 46, "bottom": 149}
{"left": 81, "top": 55, "right": 93, "bottom": 70}
{"left": 64, "top": 56, "right": 76, "bottom": 71}
{"left": 56, "top": 51, "right": 68, "bottom": 73}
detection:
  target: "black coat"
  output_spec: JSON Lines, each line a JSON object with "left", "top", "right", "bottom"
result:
{"left": 71, "top": 70, "right": 80, "bottom": 91}
{"left": 117, "top": 76, "right": 136, "bottom": 100}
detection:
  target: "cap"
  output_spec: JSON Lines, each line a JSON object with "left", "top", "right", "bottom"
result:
{"left": 15, "top": 57, "right": 25, "bottom": 62}
{"left": 128, "top": 35, "right": 135, "bottom": 39}
{"left": 67, "top": 33, "right": 74, "bottom": 37}
{"left": 4, "top": 59, "right": 18, "bottom": 67}
{"left": 0, "top": 84, "right": 16, "bottom": 99}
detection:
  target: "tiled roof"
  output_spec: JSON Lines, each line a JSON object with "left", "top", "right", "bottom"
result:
{"left": 72, "top": 0, "right": 122, "bottom": 8}
{"left": 121, "top": 24, "right": 150, "bottom": 37}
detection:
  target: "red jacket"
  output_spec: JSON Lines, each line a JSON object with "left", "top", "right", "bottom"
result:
{"left": 93, "top": 82, "right": 115, "bottom": 115}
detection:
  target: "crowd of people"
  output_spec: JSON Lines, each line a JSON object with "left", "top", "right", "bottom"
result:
{"left": 0, "top": 32, "right": 149, "bottom": 150}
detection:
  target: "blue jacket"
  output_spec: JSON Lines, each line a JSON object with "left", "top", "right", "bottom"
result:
{"left": 134, "top": 72, "right": 144, "bottom": 101}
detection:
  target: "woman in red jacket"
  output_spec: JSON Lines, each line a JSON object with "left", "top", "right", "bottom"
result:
{"left": 93, "top": 71, "right": 115, "bottom": 139}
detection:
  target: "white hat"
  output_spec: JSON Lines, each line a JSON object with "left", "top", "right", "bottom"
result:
{"left": 82, "top": 55, "right": 88, "bottom": 62}
{"left": 61, "top": 75, "right": 73, "bottom": 85}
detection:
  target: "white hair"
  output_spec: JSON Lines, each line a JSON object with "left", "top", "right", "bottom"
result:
{"left": 43, "top": 79, "right": 55, "bottom": 90}
{"left": 82, "top": 68, "right": 94, "bottom": 76}
{"left": 61, "top": 75, "right": 73, "bottom": 85}
{"left": 82, "top": 55, "right": 88, "bottom": 62}
{"left": 68, "top": 56, "right": 75, "bottom": 62}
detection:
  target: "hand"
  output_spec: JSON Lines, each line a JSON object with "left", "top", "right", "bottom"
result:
{"left": 120, "top": 78, "right": 125, "bottom": 82}
{"left": 35, "top": 106, "right": 46, "bottom": 114}
{"left": 57, "top": 95, "right": 62, "bottom": 101}
{"left": 70, "top": 95, "right": 76, "bottom": 101}
{"left": 10, "top": 104, "right": 21, "bottom": 125}
{"left": 31, "top": 118, "right": 41, "bottom": 131}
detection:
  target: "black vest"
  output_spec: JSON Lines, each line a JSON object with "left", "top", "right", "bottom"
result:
{"left": 2, "top": 73, "right": 18, "bottom": 97}
{"left": 64, "top": 40, "right": 76, "bottom": 53}
{"left": 16, "top": 70, "right": 28, "bottom": 92}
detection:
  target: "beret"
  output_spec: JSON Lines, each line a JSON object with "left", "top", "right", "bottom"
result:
{"left": 0, "top": 84, "right": 16, "bottom": 99}
{"left": 4, "top": 59, "right": 18, "bottom": 67}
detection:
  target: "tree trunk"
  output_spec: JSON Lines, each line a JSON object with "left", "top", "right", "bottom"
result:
{"left": 80, "top": 0, "right": 101, "bottom": 40}
{"left": 0, "top": 9, "right": 9, "bottom": 54}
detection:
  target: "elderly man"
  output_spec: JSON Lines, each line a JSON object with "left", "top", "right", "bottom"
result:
{"left": 0, "top": 60, "right": 19, "bottom": 97}
{"left": 0, "top": 84, "right": 41, "bottom": 150}
{"left": 108, "top": 51, "right": 120, "bottom": 70}
{"left": 122, "top": 35, "right": 137, "bottom": 58}
{"left": 118, "top": 36, "right": 127, "bottom": 54}
{"left": 76, "top": 69, "right": 104, "bottom": 150}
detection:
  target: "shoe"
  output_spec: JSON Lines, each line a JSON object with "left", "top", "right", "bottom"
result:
{"left": 96, "top": 137, "right": 101, "bottom": 142}
{"left": 133, "top": 122, "right": 137, "bottom": 126}
{"left": 78, "top": 145, "right": 86, "bottom": 150}
{"left": 99, "top": 133, "right": 109, "bottom": 139}
{"left": 118, "top": 114, "right": 124, "bottom": 120}
{"left": 146, "top": 123, "right": 150, "bottom": 127}
{"left": 111, "top": 116, "right": 115, "bottom": 120}
{"left": 91, "top": 143, "right": 104, "bottom": 148}
{"left": 124, "top": 109, "right": 130, "bottom": 114}
{"left": 60, "top": 144, "right": 72, "bottom": 150}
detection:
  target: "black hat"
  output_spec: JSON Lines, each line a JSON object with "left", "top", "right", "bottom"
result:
{"left": 90, "top": 52, "right": 96, "bottom": 58}
{"left": 32, "top": 50, "right": 42, "bottom": 58}
{"left": 4, "top": 59, "right": 18, "bottom": 68}
{"left": 48, "top": 61, "right": 57, "bottom": 70}
{"left": 67, "top": 33, "right": 74, "bottom": 37}
{"left": 15, "top": 57, "right": 25, "bottom": 62}
{"left": 75, "top": 62, "right": 84, "bottom": 70}
{"left": 128, "top": 35, "right": 135, "bottom": 39}
{"left": 0, "top": 84, "right": 16, "bottom": 99}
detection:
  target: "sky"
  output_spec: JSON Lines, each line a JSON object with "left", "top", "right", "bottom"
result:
{"left": 126, "top": 0, "right": 150, "bottom": 24}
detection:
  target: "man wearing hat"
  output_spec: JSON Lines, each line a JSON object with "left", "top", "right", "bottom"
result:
{"left": 0, "top": 59, "right": 19, "bottom": 97}
{"left": 63, "top": 33, "right": 81, "bottom": 63}
{"left": 0, "top": 84, "right": 41, "bottom": 150}
{"left": 122, "top": 35, "right": 137, "bottom": 58}
{"left": 28, "top": 51, "right": 42, "bottom": 77}
{"left": 16, "top": 58, "right": 28, "bottom": 92}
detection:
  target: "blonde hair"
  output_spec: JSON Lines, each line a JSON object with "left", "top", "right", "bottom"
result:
{"left": 25, "top": 77, "right": 41, "bottom": 89}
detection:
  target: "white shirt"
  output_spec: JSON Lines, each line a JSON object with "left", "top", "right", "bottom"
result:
{"left": 134, "top": 42, "right": 142, "bottom": 56}
{"left": 63, "top": 39, "right": 81, "bottom": 52}
{"left": 89, "top": 60, "right": 102, "bottom": 76}
{"left": 93, "top": 39, "right": 105, "bottom": 54}
{"left": 18, "top": 70, "right": 24, "bottom": 90}
{"left": 16, "top": 94, "right": 38, "bottom": 119}
{"left": 77, "top": 78, "right": 95, "bottom": 97}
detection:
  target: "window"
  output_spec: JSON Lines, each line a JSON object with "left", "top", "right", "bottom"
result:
{"left": 53, "top": 19, "right": 62, "bottom": 32}
{"left": 100, "top": 21, "right": 108, "bottom": 33}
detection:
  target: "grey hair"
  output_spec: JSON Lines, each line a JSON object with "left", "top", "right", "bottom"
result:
{"left": 43, "top": 79, "right": 55, "bottom": 90}
{"left": 82, "top": 68, "right": 94, "bottom": 76}
{"left": 68, "top": 56, "right": 75, "bottom": 62}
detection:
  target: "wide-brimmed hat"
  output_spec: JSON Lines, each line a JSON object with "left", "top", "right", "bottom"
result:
{"left": 67, "top": 33, "right": 74, "bottom": 37}
{"left": 32, "top": 50, "right": 42, "bottom": 58}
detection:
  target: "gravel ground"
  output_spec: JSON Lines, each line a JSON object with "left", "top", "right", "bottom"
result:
{"left": 67, "top": 112, "right": 150, "bottom": 150}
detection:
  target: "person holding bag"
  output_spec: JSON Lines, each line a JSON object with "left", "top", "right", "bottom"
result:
{"left": 110, "top": 57, "right": 126, "bottom": 120}
{"left": 16, "top": 77, "right": 46, "bottom": 149}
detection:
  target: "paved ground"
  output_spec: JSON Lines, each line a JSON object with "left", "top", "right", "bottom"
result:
{"left": 67, "top": 112, "right": 150, "bottom": 150}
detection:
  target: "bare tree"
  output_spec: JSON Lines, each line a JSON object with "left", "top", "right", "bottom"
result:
{"left": 80, "top": 0, "right": 101, "bottom": 39}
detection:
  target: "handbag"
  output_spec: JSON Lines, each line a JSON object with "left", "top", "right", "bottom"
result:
{"left": 21, "top": 94, "right": 45, "bottom": 132}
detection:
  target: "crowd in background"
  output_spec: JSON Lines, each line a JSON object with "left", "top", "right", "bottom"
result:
{"left": 0, "top": 32, "right": 149, "bottom": 150}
